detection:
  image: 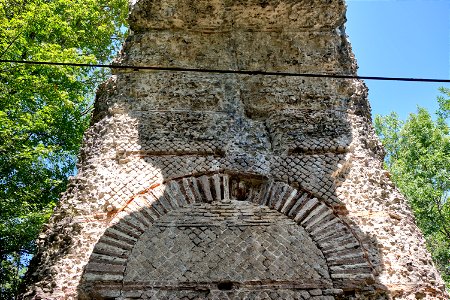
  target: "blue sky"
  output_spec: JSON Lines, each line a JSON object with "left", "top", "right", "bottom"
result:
{"left": 345, "top": 0, "right": 450, "bottom": 120}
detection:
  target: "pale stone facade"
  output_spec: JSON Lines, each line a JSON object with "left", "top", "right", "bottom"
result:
{"left": 22, "top": 0, "right": 447, "bottom": 299}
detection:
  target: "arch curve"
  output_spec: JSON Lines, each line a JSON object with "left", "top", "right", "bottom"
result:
{"left": 79, "top": 173, "right": 374, "bottom": 298}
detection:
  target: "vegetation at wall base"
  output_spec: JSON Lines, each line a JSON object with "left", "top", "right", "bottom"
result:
{"left": 375, "top": 87, "right": 450, "bottom": 289}
{"left": 0, "top": 0, "right": 127, "bottom": 298}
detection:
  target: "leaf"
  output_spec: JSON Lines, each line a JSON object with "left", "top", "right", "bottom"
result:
{"left": 375, "top": 89, "right": 450, "bottom": 288}
{"left": 0, "top": 0, "right": 128, "bottom": 295}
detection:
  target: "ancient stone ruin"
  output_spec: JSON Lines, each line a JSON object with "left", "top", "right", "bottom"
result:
{"left": 22, "top": 0, "right": 447, "bottom": 299}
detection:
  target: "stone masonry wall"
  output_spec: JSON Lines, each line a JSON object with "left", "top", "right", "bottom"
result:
{"left": 22, "top": 0, "right": 447, "bottom": 299}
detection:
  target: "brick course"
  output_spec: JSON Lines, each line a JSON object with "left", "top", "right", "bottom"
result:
{"left": 21, "top": 1, "right": 447, "bottom": 299}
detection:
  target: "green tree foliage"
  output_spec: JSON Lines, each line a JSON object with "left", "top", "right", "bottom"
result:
{"left": 374, "top": 87, "right": 450, "bottom": 288}
{"left": 0, "top": 0, "right": 127, "bottom": 297}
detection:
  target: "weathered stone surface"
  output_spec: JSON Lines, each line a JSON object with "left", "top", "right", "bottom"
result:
{"left": 129, "top": 0, "right": 346, "bottom": 31}
{"left": 126, "top": 202, "right": 329, "bottom": 284}
{"left": 21, "top": 0, "right": 447, "bottom": 299}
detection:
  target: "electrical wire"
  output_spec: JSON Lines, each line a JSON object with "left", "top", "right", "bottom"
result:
{"left": 1, "top": 59, "right": 450, "bottom": 83}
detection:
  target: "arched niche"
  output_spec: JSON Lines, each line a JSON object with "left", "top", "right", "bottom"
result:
{"left": 79, "top": 173, "right": 374, "bottom": 299}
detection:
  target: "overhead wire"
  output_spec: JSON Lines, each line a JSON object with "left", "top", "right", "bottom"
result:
{"left": 1, "top": 59, "right": 450, "bottom": 83}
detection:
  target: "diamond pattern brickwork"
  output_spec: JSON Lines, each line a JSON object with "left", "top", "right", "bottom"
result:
{"left": 79, "top": 173, "right": 374, "bottom": 298}
{"left": 23, "top": 0, "right": 448, "bottom": 298}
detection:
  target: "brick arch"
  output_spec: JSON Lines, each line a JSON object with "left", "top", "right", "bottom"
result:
{"left": 79, "top": 172, "right": 374, "bottom": 298}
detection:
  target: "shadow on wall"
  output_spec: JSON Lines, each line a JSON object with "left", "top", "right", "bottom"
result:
{"left": 77, "top": 69, "right": 389, "bottom": 299}
{"left": 78, "top": 0, "right": 389, "bottom": 297}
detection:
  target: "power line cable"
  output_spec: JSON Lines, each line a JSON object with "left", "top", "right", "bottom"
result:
{"left": 1, "top": 59, "right": 450, "bottom": 83}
